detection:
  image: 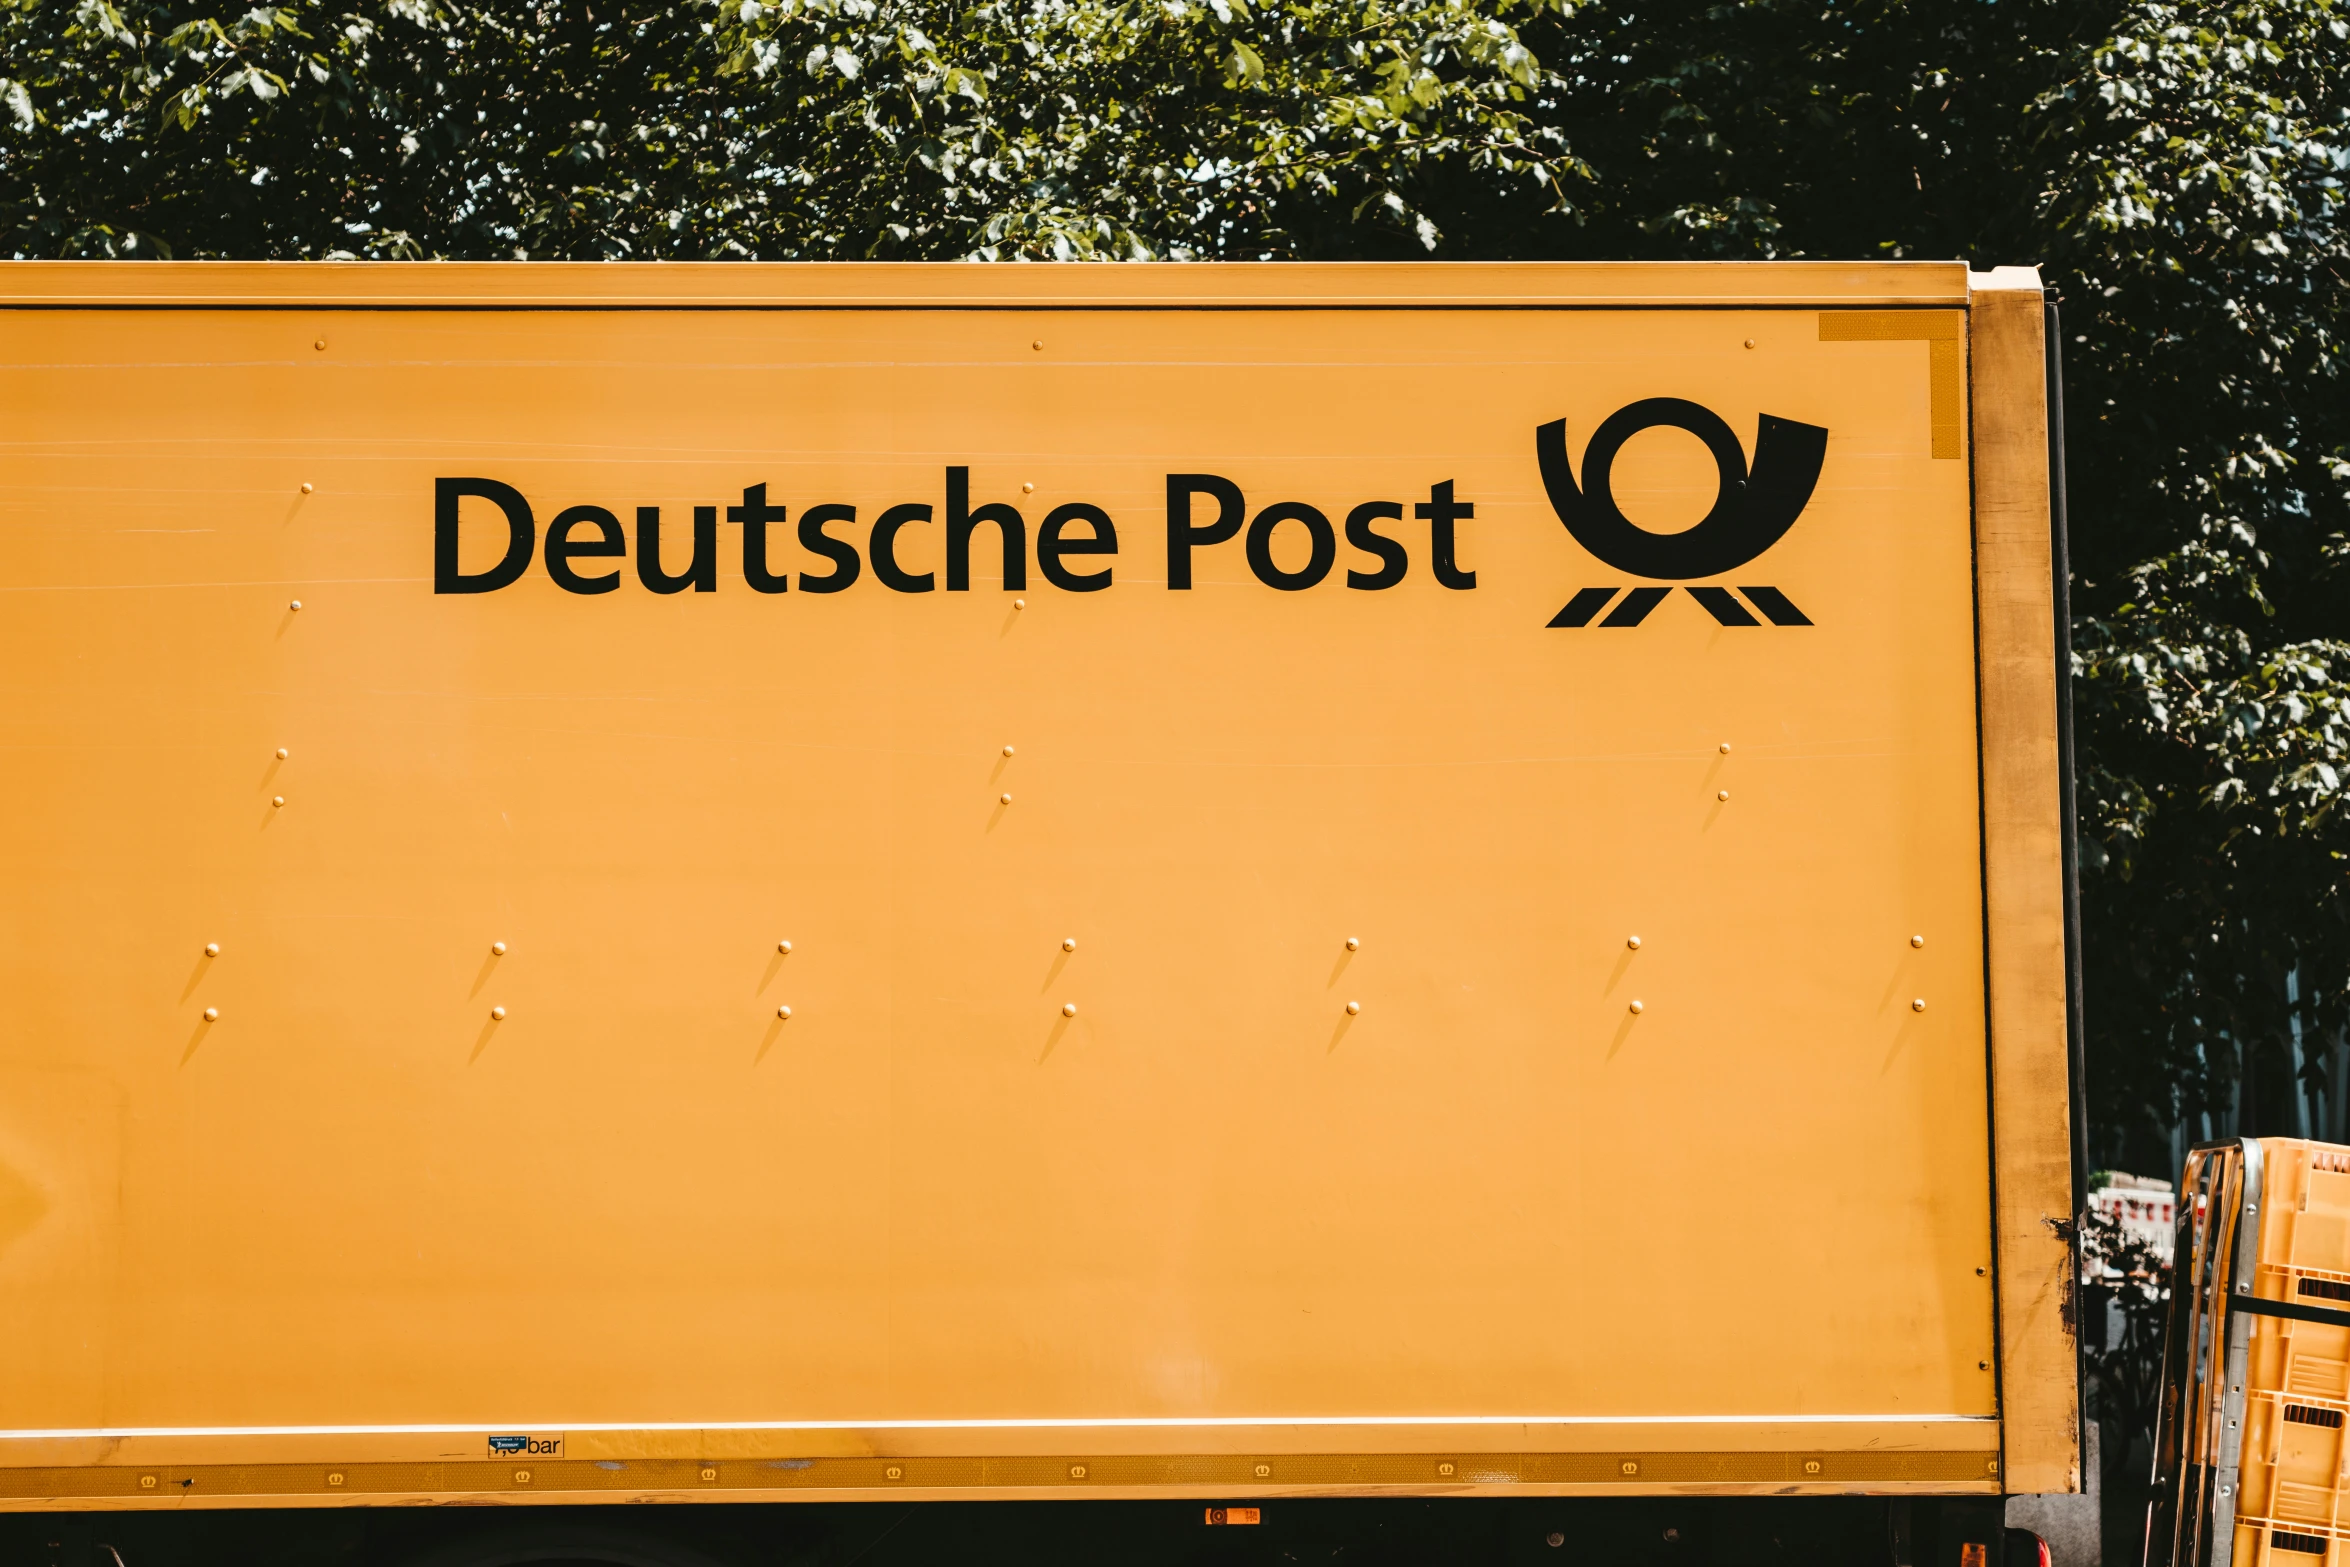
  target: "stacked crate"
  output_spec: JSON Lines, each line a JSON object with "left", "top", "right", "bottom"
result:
{"left": 2235, "top": 1141, "right": 2350, "bottom": 1566}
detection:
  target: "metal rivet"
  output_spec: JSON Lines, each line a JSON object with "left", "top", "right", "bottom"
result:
{"left": 1032, "top": 340, "right": 1044, "bottom": 351}
{"left": 288, "top": 599, "right": 302, "bottom": 611}
{"left": 1062, "top": 1003, "right": 1077, "bottom": 1017}
{"left": 275, "top": 747, "right": 289, "bottom": 760}
{"left": 272, "top": 795, "right": 285, "bottom": 807}
{"left": 299, "top": 482, "right": 313, "bottom": 495}
{"left": 1717, "top": 789, "right": 1730, "bottom": 802}
{"left": 777, "top": 1005, "right": 792, "bottom": 1020}
{"left": 1743, "top": 338, "right": 1756, "bottom": 349}
{"left": 490, "top": 1006, "right": 506, "bottom": 1020}
{"left": 1976, "top": 1266, "right": 1987, "bottom": 1276}
{"left": 1012, "top": 598, "right": 1026, "bottom": 610}
{"left": 1345, "top": 1001, "right": 1360, "bottom": 1015}
{"left": 202, "top": 1007, "right": 218, "bottom": 1022}
{"left": 1022, "top": 483, "right": 1035, "bottom": 494}
{"left": 1719, "top": 741, "right": 1732, "bottom": 753}
{"left": 314, "top": 339, "right": 327, "bottom": 351}
{"left": 1345, "top": 936, "right": 1360, "bottom": 951}
{"left": 204, "top": 942, "right": 220, "bottom": 957}
{"left": 1979, "top": 1360, "right": 1990, "bottom": 1370}
{"left": 778, "top": 939, "right": 792, "bottom": 954}
{"left": 1912, "top": 998, "right": 1927, "bottom": 1012}
{"left": 1911, "top": 934, "right": 1926, "bottom": 948}
{"left": 1003, "top": 744, "right": 1016, "bottom": 757}
{"left": 1000, "top": 792, "right": 1013, "bottom": 805}
{"left": 1062, "top": 937, "right": 1077, "bottom": 952}
{"left": 1547, "top": 1533, "right": 1566, "bottom": 1549}
{"left": 1629, "top": 1000, "right": 1644, "bottom": 1015}
{"left": 1626, "top": 935, "right": 1641, "bottom": 950}
{"left": 491, "top": 941, "right": 506, "bottom": 956}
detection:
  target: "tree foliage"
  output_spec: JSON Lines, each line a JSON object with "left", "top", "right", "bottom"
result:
{"left": 2, "top": 0, "right": 2347, "bottom": 1173}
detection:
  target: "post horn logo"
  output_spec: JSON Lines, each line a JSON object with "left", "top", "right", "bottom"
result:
{"left": 1537, "top": 398, "right": 1828, "bottom": 628}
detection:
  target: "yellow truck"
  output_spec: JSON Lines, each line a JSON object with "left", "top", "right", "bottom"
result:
{"left": 0, "top": 261, "right": 2079, "bottom": 1567}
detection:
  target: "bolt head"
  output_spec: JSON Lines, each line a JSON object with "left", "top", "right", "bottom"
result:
{"left": 1547, "top": 1533, "right": 1566, "bottom": 1549}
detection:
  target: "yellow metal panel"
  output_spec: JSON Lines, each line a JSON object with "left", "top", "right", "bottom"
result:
{"left": 1967, "top": 266, "right": 2081, "bottom": 1495}
{"left": 0, "top": 266, "right": 2033, "bottom": 1504}
{"left": 0, "top": 258, "right": 1971, "bottom": 309}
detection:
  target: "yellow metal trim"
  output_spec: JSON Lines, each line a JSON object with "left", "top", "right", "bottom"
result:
{"left": 1966, "top": 266, "right": 2081, "bottom": 1495}
{"left": 0, "top": 260, "right": 1972, "bottom": 310}
{"left": 0, "top": 1450, "right": 2002, "bottom": 1505}
{"left": 1819, "top": 309, "right": 1967, "bottom": 457}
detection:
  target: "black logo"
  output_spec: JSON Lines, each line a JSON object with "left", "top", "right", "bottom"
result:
{"left": 1536, "top": 398, "right": 1827, "bottom": 627}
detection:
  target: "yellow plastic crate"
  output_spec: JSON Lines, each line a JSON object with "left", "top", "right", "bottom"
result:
{"left": 2201, "top": 1143, "right": 2350, "bottom": 1566}
{"left": 2154, "top": 1141, "right": 2350, "bottom": 1567}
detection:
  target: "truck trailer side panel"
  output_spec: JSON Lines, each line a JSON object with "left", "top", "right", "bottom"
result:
{"left": 0, "top": 261, "right": 2073, "bottom": 1510}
